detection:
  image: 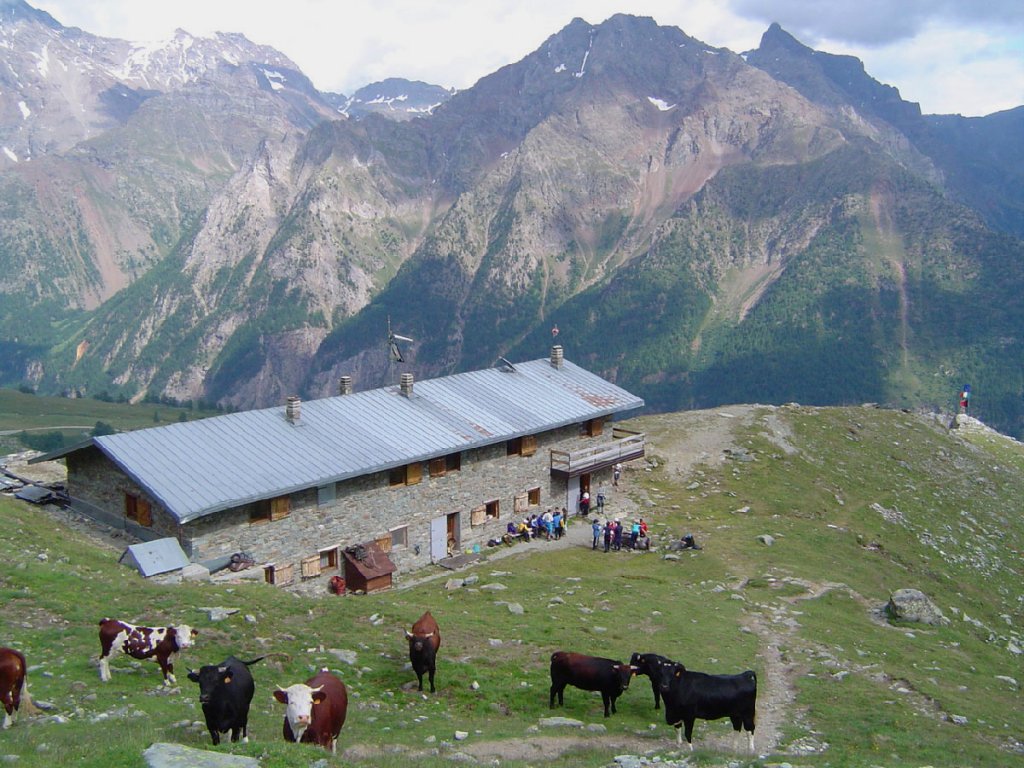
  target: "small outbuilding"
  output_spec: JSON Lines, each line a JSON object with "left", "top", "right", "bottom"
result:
{"left": 119, "top": 537, "right": 190, "bottom": 577}
{"left": 343, "top": 542, "right": 396, "bottom": 593}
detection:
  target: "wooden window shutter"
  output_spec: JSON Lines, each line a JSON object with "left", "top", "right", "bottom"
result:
{"left": 137, "top": 498, "right": 152, "bottom": 527}
{"left": 301, "top": 555, "right": 321, "bottom": 579}
{"left": 513, "top": 492, "right": 528, "bottom": 514}
{"left": 376, "top": 535, "right": 392, "bottom": 554}
{"left": 521, "top": 435, "right": 537, "bottom": 456}
{"left": 275, "top": 562, "right": 295, "bottom": 586}
{"left": 470, "top": 505, "right": 486, "bottom": 526}
{"left": 406, "top": 462, "right": 423, "bottom": 485}
{"left": 270, "top": 496, "right": 290, "bottom": 521}
{"left": 429, "top": 457, "right": 446, "bottom": 477}
{"left": 588, "top": 418, "right": 604, "bottom": 436}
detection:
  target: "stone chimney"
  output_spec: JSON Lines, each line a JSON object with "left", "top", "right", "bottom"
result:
{"left": 285, "top": 395, "right": 301, "bottom": 422}
{"left": 400, "top": 372, "right": 414, "bottom": 398}
{"left": 339, "top": 376, "right": 353, "bottom": 395}
{"left": 550, "top": 344, "right": 564, "bottom": 369}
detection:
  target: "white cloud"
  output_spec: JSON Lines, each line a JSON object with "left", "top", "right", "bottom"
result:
{"left": 31, "top": 0, "right": 1023, "bottom": 115}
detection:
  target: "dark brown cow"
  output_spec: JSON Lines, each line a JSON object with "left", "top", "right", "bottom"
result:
{"left": 405, "top": 611, "right": 441, "bottom": 693}
{"left": 273, "top": 669, "right": 348, "bottom": 753}
{"left": 0, "top": 647, "right": 41, "bottom": 729}
{"left": 98, "top": 618, "right": 197, "bottom": 685}
{"left": 549, "top": 651, "right": 635, "bottom": 718}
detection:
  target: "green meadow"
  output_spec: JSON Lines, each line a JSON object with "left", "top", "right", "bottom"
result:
{"left": 0, "top": 404, "right": 1021, "bottom": 767}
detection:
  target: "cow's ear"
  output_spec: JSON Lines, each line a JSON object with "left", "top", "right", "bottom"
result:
{"left": 273, "top": 688, "right": 289, "bottom": 704}
{"left": 223, "top": 675, "right": 232, "bottom": 685}
{"left": 312, "top": 691, "right": 327, "bottom": 704}
{"left": 187, "top": 670, "right": 199, "bottom": 682}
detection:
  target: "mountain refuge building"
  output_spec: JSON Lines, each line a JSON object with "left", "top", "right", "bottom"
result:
{"left": 41, "top": 347, "right": 645, "bottom": 585}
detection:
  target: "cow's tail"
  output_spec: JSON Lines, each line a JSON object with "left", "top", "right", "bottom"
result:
{"left": 19, "top": 672, "right": 42, "bottom": 716}
{"left": 241, "top": 652, "right": 291, "bottom": 666}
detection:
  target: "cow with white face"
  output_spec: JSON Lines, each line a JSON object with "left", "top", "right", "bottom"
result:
{"left": 98, "top": 618, "right": 197, "bottom": 685}
{"left": 273, "top": 669, "right": 348, "bottom": 752}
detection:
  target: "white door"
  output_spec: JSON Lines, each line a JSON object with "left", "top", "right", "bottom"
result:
{"left": 567, "top": 475, "right": 580, "bottom": 515}
{"left": 430, "top": 515, "right": 448, "bottom": 562}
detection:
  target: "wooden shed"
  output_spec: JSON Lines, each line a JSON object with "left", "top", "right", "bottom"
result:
{"left": 343, "top": 542, "right": 397, "bottom": 593}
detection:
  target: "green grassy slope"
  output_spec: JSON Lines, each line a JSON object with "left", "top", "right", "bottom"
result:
{"left": 0, "top": 405, "right": 1021, "bottom": 767}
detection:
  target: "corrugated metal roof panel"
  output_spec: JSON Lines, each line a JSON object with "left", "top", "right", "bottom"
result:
{"left": 92, "top": 357, "right": 643, "bottom": 523}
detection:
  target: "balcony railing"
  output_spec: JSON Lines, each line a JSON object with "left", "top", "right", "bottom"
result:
{"left": 549, "top": 428, "right": 645, "bottom": 477}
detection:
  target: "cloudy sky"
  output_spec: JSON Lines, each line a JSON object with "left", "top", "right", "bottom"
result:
{"left": 32, "top": 0, "right": 1024, "bottom": 116}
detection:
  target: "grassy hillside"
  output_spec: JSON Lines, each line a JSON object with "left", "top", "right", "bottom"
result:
{"left": 0, "top": 405, "right": 1022, "bottom": 767}
{"left": 0, "top": 389, "right": 220, "bottom": 454}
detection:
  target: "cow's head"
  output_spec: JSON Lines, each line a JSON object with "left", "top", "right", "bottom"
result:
{"left": 659, "top": 662, "right": 687, "bottom": 693}
{"left": 405, "top": 630, "right": 435, "bottom": 654}
{"left": 173, "top": 625, "right": 197, "bottom": 650}
{"left": 274, "top": 683, "right": 326, "bottom": 743}
{"left": 187, "top": 664, "right": 232, "bottom": 705}
{"left": 614, "top": 664, "right": 636, "bottom": 690}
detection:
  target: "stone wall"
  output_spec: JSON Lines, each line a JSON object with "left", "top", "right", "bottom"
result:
{"left": 66, "top": 447, "right": 183, "bottom": 543}
{"left": 69, "top": 421, "right": 613, "bottom": 580}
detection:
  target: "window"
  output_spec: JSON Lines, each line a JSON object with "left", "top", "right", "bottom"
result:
{"left": 250, "top": 496, "right": 290, "bottom": 525}
{"left": 431, "top": 452, "right": 461, "bottom": 476}
{"left": 528, "top": 487, "right": 541, "bottom": 506}
{"left": 319, "top": 547, "right": 339, "bottom": 570}
{"left": 585, "top": 418, "right": 604, "bottom": 437}
{"left": 263, "top": 562, "right": 294, "bottom": 586}
{"left": 486, "top": 499, "right": 500, "bottom": 520}
{"left": 317, "top": 484, "right": 336, "bottom": 506}
{"left": 124, "top": 493, "right": 152, "bottom": 526}
{"left": 390, "top": 526, "right": 408, "bottom": 549}
{"left": 507, "top": 436, "right": 536, "bottom": 456}
{"left": 389, "top": 463, "right": 423, "bottom": 487}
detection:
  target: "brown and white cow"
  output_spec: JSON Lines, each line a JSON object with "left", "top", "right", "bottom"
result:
{"left": 98, "top": 618, "right": 197, "bottom": 685}
{"left": 405, "top": 611, "right": 441, "bottom": 693}
{"left": 0, "top": 647, "right": 41, "bottom": 729}
{"left": 273, "top": 669, "right": 348, "bottom": 753}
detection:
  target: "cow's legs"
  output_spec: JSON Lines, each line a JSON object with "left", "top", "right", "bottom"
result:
{"left": 548, "top": 684, "right": 565, "bottom": 708}
{"left": 684, "top": 718, "right": 696, "bottom": 751}
{"left": 98, "top": 655, "right": 111, "bottom": 682}
{"left": 601, "top": 692, "right": 611, "bottom": 717}
{"left": 209, "top": 728, "right": 222, "bottom": 746}
{"left": 428, "top": 667, "right": 436, "bottom": 693}
{"left": 2, "top": 712, "right": 11, "bottom": 730}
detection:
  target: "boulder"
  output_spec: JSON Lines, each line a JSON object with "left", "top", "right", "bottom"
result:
{"left": 886, "top": 588, "right": 948, "bottom": 626}
{"left": 143, "top": 742, "right": 259, "bottom": 768}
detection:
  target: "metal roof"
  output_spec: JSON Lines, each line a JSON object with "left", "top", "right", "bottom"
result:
{"left": 118, "top": 537, "right": 190, "bottom": 577}
{"left": 75, "top": 357, "right": 643, "bottom": 524}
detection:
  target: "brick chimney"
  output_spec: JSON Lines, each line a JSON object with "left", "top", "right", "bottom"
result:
{"left": 550, "top": 344, "right": 564, "bottom": 369}
{"left": 339, "top": 376, "right": 353, "bottom": 395}
{"left": 400, "top": 372, "right": 414, "bottom": 398}
{"left": 285, "top": 395, "right": 301, "bottom": 422}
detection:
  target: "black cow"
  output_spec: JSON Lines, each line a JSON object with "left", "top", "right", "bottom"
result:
{"left": 659, "top": 662, "right": 757, "bottom": 751}
{"left": 187, "top": 656, "right": 264, "bottom": 745}
{"left": 549, "top": 651, "right": 635, "bottom": 718}
{"left": 629, "top": 652, "right": 677, "bottom": 710}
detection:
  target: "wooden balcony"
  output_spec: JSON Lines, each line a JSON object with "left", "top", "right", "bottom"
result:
{"left": 549, "top": 428, "right": 645, "bottom": 478}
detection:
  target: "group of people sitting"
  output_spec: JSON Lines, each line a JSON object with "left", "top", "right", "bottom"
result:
{"left": 592, "top": 517, "right": 649, "bottom": 552}
{"left": 504, "top": 508, "right": 568, "bottom": 544}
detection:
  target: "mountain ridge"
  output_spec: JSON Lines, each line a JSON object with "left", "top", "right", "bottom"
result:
{"left": 0, "top": 5, "right": 1021, "bottom": 439}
